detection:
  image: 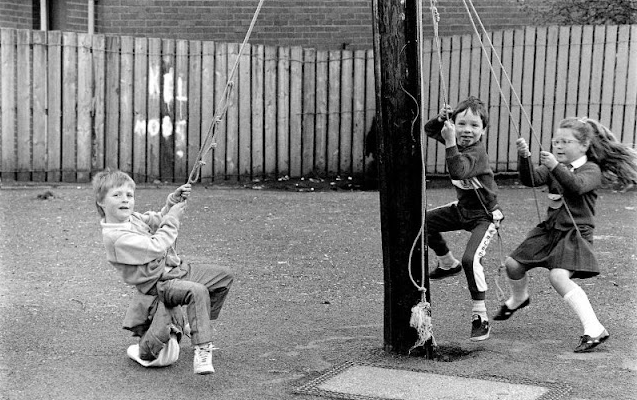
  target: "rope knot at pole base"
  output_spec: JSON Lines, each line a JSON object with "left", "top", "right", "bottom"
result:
{"left": 409, "top": 290, "right": 437, "bottom": 354}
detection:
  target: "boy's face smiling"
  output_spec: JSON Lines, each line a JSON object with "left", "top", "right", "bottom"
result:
{"left": 453, "top": 109, "right": 485, "bottom": 147}
{"left": 99, "top": 183, "right": 135, "bottom": 223}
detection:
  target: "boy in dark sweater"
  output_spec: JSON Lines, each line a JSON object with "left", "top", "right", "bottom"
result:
{"left": 424, "top": 96, "right": 503, "bottom": 341}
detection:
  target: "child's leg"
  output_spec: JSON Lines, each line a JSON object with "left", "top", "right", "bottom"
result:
{"left": 504, "top": 257, "right": 530, "bottom": 309}
{"left": 550, "top": 268, "right": 606, "bottom": 338}
{"left": 426, "top": 204, "right": 463, "bottom": 271}
{"left": 461, "top": 220, "right": 497, "bottom": 303}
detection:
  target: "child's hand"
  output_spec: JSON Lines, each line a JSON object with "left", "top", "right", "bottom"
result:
{"left": 437, "top": 104, "right": 453, "bottom": 122}
{"left": 539, "top": 151, "right": 558, "bottom": 170}
{"left": 441, "top": 120, "right": 456, "bottom": 146}
{"left": 167, "top": 201, "right": 187, "bottom": 220}
{"left": 173, "top": 184, "right": 192, "bottom": 202}
{"left": 516, "top": 138, "right": 530, "bottom": 157}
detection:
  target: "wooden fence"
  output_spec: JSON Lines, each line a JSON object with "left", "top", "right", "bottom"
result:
{"left": 1, "top": 25, "right": 636, "bottom": 183}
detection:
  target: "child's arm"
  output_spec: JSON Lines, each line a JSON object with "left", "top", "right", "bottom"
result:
{"left": 424, "top": 105, "right": 453, "bottom": 144}
{"left": 161, "top": 184, "right": 192, "bottom": 215}
{"left": 110, "top": 203, "right": 186, "bottom": 265}
{"left": 517, "top": 138, "right": 549, "bottom": 187}
{"left": 549, "top": 162, "right": 602, "bottom": 195}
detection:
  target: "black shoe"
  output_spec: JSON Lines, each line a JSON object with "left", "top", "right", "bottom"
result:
{"left": 492, "top": 298, "right": 530, "bottom": 321}
{"left": 574, "top": 330, "right": 609, "bottom": 353}
{"left": 470, "top": 315, "right": 490, "bottom": 341}
{"left": 429, "top": 262, "right": 462, "bottom": 280}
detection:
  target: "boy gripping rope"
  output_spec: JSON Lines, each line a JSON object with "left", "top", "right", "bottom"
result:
{"left": 92, "top": 169, "right": 234, "bottom": 374}
{"left": 424, "top": 96, "right": 504, "bottom": 341}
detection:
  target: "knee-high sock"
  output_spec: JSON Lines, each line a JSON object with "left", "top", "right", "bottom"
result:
{"left": 504, "top": 274, "right": 529, "bottom": 309}
{"left": 563, "top": 285, "right": 605, "bottom": 337}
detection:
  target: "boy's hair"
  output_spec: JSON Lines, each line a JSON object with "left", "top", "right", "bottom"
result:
{"left": 560, "top": 117, "right": 637, "bottom": 191}
{"left": 91, "top": 169, "right": 136, "bottom": 218}
{"left": 451, "top": 96, "right": 489, "bottom": 129}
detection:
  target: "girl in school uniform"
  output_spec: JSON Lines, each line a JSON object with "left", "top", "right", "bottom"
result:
{"left": 493, "top": 117, "right": 637, "bottom": 352}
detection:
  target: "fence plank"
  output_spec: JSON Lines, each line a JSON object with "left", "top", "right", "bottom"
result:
{"left": 263, "top": 45, "right": 276, "bottom": 177}
{"left": 77, "top": 33, "right": 93, "bottom": 182}
{"left": 565, "top": 26, "right": 582, "bottom": 120}
{"left": 251, "top": 44, "right": 265, "bottom": 179}
{"left": 0, "top": 29, "right": 16, "bottom": 180}
{"left": 327, "top": 50, "right": 341, "bottom": 176}
{"left": 588, "top": 26, "right": 606, "bottom": 120}
{"left": 133, "top": 37, "right": 148, "bottom": 182}
{"left": 577, "top": 26, "right": 594, "bottom": 118}
{"left": 519, "top": 26, "right": 536, "bottom": 172}
{"left": 352, "top": 49, "right": 366, "bottom": 177}
{"left": 277, "top": 46, "right": 290, "bottom": 177}
{"left": 553, "top": 26, "right": 571, "bottom": 131}
{"left": 600, "top": 25, "right": 618, "bottom": 127}
{"left": 507, "top": 28, "right": 525, "bottom": 171}
{"left": 16, "top": 29, "right": 32, "bottom": 181}
{"left": 92, "top": 34, "right": 106, "bottom": 174}
{"left": 160, "top": 39, "right": 175, "bottom": 181}
{"left": 62, "top": 32, "right": 78, "bottom": 182}
{"left": 119, "top": 36, "right": 134, "bottom": 176}
{"left": 174, "top": 39, "right": 189, "bottom": 182}
{"left": 458, "top": 34, "right": 471, "bottom": 101}
{"left": 426, "top": 34, "right": 441, "bottom": 173}
{"left": 611, "top": 25, "right": 630, "bottom": 136}
{"left": 314, "top": 50, "right": 328, "bottom": 175}
{"left": 47, "top": 31, "right": 62, "bottom": 181}
{"left": 488, "top": 31, "right": 503, "bottom": 170}
{"left": 32, "top": 30, "right": 47, "bottom": 181}
{"left": 339, "top": 49, "right": 353, "bottom": 176}
{"left": 530, "top": 27, "right": 546, "bottom": 158}
{"left": 239, "top": 43, "right": 252, "bottom": 179}
{"left": 540, "top": 26, "right": 559, "bottom": 158}
{"left": 214, "top": 42, "right": 227, "bottom": 180}
{"left": 469, "top": 33, "right": 481, "bottom": 98}
{"left": 187, "top": 40, "right": 202, "bottom": 183}
{"left": 364, "top": 49, "right": 376, "bottom": 177}
{"left": 200, "top": 40, "right": 215, "bottom": 183}
{"left": 147, "top": 38, "right": 161, "bottom": 181}
{"left": 622, "top": 26, "right": 637, "bottom": 145}
{"left": 495, "top": 29, "right": 514, "bottom": 172}
{"left": 289, "top": 46, "right": 303, "bottom": 178}
{"left": 448, "top": 34, "right": 461, "bottom": 105}
{"left": 105, "top": 35, "right": 120, "bottom": 170}
{"left": 477, "top": 32, "right": 493, "bottom": 167}
{"left": 225, "top": 43, "right": 239, "bottom": 179}
{"left": 301, "top": 48, "right": 316, "bottom": 176}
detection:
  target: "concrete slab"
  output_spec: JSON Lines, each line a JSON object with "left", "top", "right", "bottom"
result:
{"left": 297, "top": 362, "right": 571, "bottom": 400}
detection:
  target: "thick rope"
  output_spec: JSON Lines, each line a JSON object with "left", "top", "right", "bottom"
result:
{"left": 187, "top": 0, "right": 266, "bottom": 184}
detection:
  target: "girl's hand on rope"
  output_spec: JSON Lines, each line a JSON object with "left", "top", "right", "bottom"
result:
{"left": 167, "top": 201, "right": 187, "bottom": 220}
{"left": 516, "top": 138, "right": 530, "bottom": 157}
{"left": 441, "top": 120, "right": 457, "bottom": 148}
{"left": 539, "top": 151, "right": 558, "bottom": 170}
{"left": 173, "top": 184, "right": 192, "bottom": 202}
{"left": 437, "top": 104, "right": 453, "bottom": 122}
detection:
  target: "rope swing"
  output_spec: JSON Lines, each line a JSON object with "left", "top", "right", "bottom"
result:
{"left": 186, "top": 0, "right": 267, "bottom": 184}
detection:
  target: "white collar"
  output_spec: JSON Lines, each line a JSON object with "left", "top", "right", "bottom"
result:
{"left": 569, "top": 155, "right": 587, "bottom": 170}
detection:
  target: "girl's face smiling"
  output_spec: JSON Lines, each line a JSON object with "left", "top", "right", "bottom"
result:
{"left": 98, "top": 184, "right": 135, "bottom": 223}
{"left": 453, "top": 109, "right": 485, "bottom": 147}
{"left": 551, "top": 128, "right": 588, "bottom": 165}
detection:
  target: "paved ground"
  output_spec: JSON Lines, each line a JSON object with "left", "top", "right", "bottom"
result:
{"left": 0, "top": 183, "right": 635, "bottom": 400}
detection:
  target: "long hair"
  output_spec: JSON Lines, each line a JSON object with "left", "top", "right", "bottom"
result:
{"left": 560, "top": 117, "right": 637, "bottom": 191}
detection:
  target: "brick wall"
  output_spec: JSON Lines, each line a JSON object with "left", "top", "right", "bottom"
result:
{"left": 1, "top": 0, "right": 539, "bottom": 50}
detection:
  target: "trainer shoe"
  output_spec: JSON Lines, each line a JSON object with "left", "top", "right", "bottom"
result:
{"left": 193, "top": 342, "right": 215, "bottom": 375}
{"left": 429, "top": 261, "right": 462, "bottom": 280}
{"left": 574, "top": 330, "right": 609, "bottom": 353}
{"left": 470, "top": 314, "right": 490, "bottom": 341}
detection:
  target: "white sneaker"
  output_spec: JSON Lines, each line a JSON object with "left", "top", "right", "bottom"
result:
{"left": 193, "top": 342, "right": 215, "bottom": 375}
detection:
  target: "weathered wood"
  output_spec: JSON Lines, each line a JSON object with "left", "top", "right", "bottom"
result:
{"left": 352, "top": 49, "right": 366, "bottom": 177}
{"left": 314, "top": 50, "right": 328, "bottom": 175}
{"left": 105, "top": 35, "right": 120, "bottom": 171}
{"left": 119, "top": 36, "right": 134, "bottom": 176}
{"left": 47, "top": 31, "right": 62, "bottom": 182}
{"left": 187, "top": 40, "right": 202, "bottom": 183}
{"left": 32, "top": 30, "right": 47, "bottom": 182}
{"left": 16, "top": 29, "right": 32, "bottom": 181}
{"left": 200, "top": 40, "right": 215, "bottom": 182}
{"left": 147, "top": 38, "right": 161, "bottom": 181}
{"left": 0, "top": 29, "right": 16, "bottom": 181}
{"left": 225, "top": 43, "right": 239, "bottom": 179}
{"left": 174, "top": 40, "right": 189, "bottom": 182}
{"left": 213, "top": 42, "right": 227, "bottom": 180}
{"left": 289, "top": 46, "right": 303, "bottom": 178}
{"left": 77, "top": 33, "right": 93, "bottom": 182}
{"left": 327, "top": 50, "right": 341, "bottom": 176}
{"left": 160, "top": 39, "right": 175, "bottom": 182}
{"left": 277, "top": 46, "right": 290, "bottom": 177}
{"left": 263, "top": 45, "right": 277, "bottom": 178}
{"left": 372, "top": 0, "right": 430, "bottom": 356}
{"left": 92, "top": 34, "right": 106, "bottom": 174}
{"left": 62, "top": 32, "right": 78, "bottom": 182}
{"left": 339, "top": 49, "right": 353, "bottom": 176}
{"left": 239, "top": 43, "right": 252, "bottom": 179}
{"left": 133, "top": 37, "right": 148, "bottom": 182}
{"left": 301, "top": 48, "right": 316, "bottom": 176}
